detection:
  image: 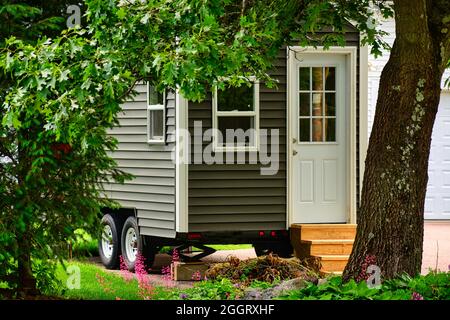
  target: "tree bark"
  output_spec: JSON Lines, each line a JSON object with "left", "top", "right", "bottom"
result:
{"left": 16, "top": 128, "right": 39, "bottom": 296}
{"left": 17, "top": 234, "right": 39, "bottom": 297}
{"left": 343, "top": 0, "right": 450, "bottom": 280}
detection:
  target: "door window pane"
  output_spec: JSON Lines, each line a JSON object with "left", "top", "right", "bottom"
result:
{"left": 325, "top": 67, "right": 336, "bottom": 90}
{"left": 299, "top": 93, "right": 310, "bottom": 116}
{"left": 312, "top": 92, "right": 323, "bottom": 116}
{"left": 325, "top": 118, "right": 336, "bottom": 142}
{"left": 325, "top": 93, "right": 336, "bottom": 116}
{"left": 299, "top": 119, "right": 310, "bottom": 142}
{"left": 299, "top": 67, "right": 310, "bottom": 91}
{"left": 312, "top": 118, "right": 323, "bottom": 142}
{"left": 312, "top": 67, "right": 323, "bottom": 90}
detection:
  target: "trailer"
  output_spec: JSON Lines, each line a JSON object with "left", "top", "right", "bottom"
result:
{"left": 98, "top": 32, "right": 365, "bottom": 274}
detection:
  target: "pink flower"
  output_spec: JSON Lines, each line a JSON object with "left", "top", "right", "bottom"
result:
{"left": 161, "top": 265, "right": 175, "bottom": 287}
{"left": 134, "top": 252, "right": 154, "bottom": 299}
{"left": 172, "top": 249, "right": 180, "bottom": 262}
{"left": 356, "top": 254, "right": 377, "bottom": 282}
{"left": 191, "top": 270, "right": 202, "bottom": 281}
{"left": 119, "top": 255, "right": 134, "bottom": 282}
{"left": 411, "top": 292, "right": 424, "bottom": 300}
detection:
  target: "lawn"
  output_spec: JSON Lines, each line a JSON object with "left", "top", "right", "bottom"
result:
{"left": 54, "top": 234, "right": 450, "bottom": 301}
{"left": 47, "top": 258, "right": 450, "bottom": 301}
{"left": 54, "top": 260, "right": 252, "bottom": 300}
{"left": 208, "top": 244, "right": 253, "bottom": 251}
{"left": 56, "top": 261, "right": 142, "bottom": 300}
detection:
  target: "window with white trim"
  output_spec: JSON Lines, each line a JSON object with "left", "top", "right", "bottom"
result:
{"left": 298, "top": 66, "right": 337, "bottom": 143}
{"left": 147, "top": 84, "right": 166, "bottom": 144}
{"left": 213, "top": 80, "right": 259, "bottom": 151}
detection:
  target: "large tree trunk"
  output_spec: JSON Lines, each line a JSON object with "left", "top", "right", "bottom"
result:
{"left": 343, "top": 0, "right": 449, "bottom": 280}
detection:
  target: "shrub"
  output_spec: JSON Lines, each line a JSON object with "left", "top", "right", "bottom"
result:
{"left": 279, "top": 271, "right": 450, "bottom": 300}
{"left": 155, "top": 278, "right": 245, "bottom": 300}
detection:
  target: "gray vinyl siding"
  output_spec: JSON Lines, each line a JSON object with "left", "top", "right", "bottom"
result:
{"left": 188, "top": 30, "right": 360, "bottom": 232}
{"left": 187, "top": 49, "right": 288, "bottom": 232}
{"left": 105, "top": 83, "right": 176, "bottom": 238}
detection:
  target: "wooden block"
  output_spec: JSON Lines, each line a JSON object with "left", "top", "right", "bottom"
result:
{"left": 172, "top": 262, "right": 209, "bottom": 281}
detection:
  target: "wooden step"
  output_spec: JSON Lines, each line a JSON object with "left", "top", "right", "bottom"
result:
{"left": 291, "top": 224, "right": 357, "bottom": 240}
{"left": 312, "top": 255, "right": 349, "bottom": 273}
{"left": 301, "top": 239, "right": 354, "bottom": 256}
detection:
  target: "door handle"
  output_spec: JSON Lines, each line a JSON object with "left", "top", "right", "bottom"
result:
{"left": 293, "top": 150, "right": 298, "bottom": 156}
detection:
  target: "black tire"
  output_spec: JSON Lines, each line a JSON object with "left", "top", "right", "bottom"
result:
{"left": 121, "top": 216, "right": 156, "bottom": 272}
{"left": 273, "top": 243, "right": 294, "bottom": 258}
{"left": 253, "top": 243, "right": 269, "bottom": 257}
{"left": 253, "top": 242, "right": 293, "bottom": 258}
{"left": 99, "top": 214, "right": 121, "bottom": 269}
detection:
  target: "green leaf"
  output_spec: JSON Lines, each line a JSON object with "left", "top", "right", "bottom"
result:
{"left": 117, "top": 8, "right": 126, "bottom": 20}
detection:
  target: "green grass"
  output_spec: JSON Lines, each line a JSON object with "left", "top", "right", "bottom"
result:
{"left": 140, "top": 244, "right": 252, "bottom": 254}
{"left": 72, "top": 240, "right": 98, "bottom": 258}
{"left": 56, "top": 261, "right": 141, "bottom": 300}
{"left": 55, "top": 261, "right": 251, "bottom": 300}
{"left": 54, "top": 261, "right": 246, "bottom": 300}
{"left": 209, "top": 244, "right": 252, "bottom": 251}
{"left": 71, "top": 229, "right": 99, "bottom": 258}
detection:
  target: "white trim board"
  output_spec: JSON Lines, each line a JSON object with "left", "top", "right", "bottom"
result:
{"left": 359, "top": 45, "right": 369, "bottom": 197}
{"left": 286, "top": 46, "right": 361, "bottom": 226}
{"left": 175, "top": 91, "right": 189, "bottom": 232}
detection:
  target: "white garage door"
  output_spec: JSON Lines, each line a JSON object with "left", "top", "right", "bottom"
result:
{"left": 425, "top": 92, "right": 450, "bottom": 219}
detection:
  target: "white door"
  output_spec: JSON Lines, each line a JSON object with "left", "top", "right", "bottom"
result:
{"left": 290, "top": 54, "right": 348, "bottom": 223}
{"left": 425, "top": 93, "right": 450, "bottom": 220}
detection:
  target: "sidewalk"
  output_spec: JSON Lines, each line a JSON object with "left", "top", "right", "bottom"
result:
{"left": 421, "top": 221, "right": 450, "bottom": 274}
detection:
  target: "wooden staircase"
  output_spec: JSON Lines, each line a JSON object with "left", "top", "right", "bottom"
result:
{"left": 291, "top": 224, "right": 357, "bottom": 274}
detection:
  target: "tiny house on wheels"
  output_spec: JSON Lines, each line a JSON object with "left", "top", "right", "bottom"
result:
{"left": 99, "top": 29, "right": 366, "bottom": 274}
